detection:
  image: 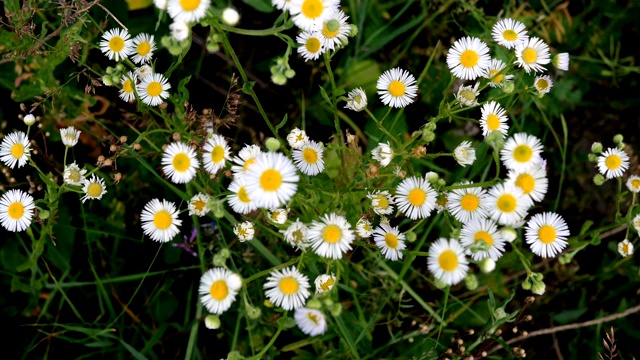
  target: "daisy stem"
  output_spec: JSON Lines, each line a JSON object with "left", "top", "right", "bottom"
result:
{"left": 442, "top": 180, "right": 499, "bottom": 190}
{"left": 435, "top": 286, "right": 450, "bottom": 348}
{"left": 405, "top": 250, "right": 430, "bottom": 257}
{"left": 616, "top": 177, "right": 623, "bottom": 220}
{"left": 217, "top": 23, "right": 291, "bottom": 36}
{"left": 510, "top": 241, "right": 532, "bottom": 274}
{"left": 243, "top": 257, "right": 299, "bottom": 285}
{"left": 323, "top": 51, "right": 345, "bottom": 149}
{"left": 63, "top": 147, "right": 68, "bottom": 167}
{"left": 250, "top": 312, "right": 287, "bottom": 360}
{"left": 363, "top": 107, "right": 398, "bottom": 146}
{"left": 624, "top": 192, "right": 636, "bottom": 239}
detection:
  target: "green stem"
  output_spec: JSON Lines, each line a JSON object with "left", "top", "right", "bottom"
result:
{"left": 510, "top": 241, "right": 531, "bottom": 274}
{"left": 249, "top": 313, "right": 287, "bottom": 360}
{"left": 364, "top": 107, "right": 398, "bottom": 146}
{"left": 244, "top": 258, "right": 299, "bottom": 285}
{"left": 218, "top": 23, "right": 291, "bottom": 36}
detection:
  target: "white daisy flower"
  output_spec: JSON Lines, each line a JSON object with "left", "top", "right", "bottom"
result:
{"left": 376, "top": 68, "right": 419, "bottom": 108}
{"left": 167, "top": 0, "right": 211, "bottom": 23}
{"left": 618, "top": 239, "right": 634, "bottom": 257}
{"left": 308, "top": 213, "right": 355, "bottom": 259}
{"left": 289, "top": 0, "right": 340, "bottom": 31}
{"left": 371, "top": 141, "right": 393, "bottom": 167}
{"left": 202, "top": 134, "right": 231, "bottom": 175}
{"left": 480, "top": 101, "right": 509, "bottom": 137}
{"left": 486, "top": 183, "right": 532, "bottom": 226}
{"left": 141, "top": 198, "right": 182, "bottom": 242}
{"left": 294, "top": 308, "right": 328, "bottom": 336}
{"left": 552, "top": 53, "right": 570, "bottom": 71}
{"left": 243, "top": 152, "right": 299, "bottom": 209}
{"left": 188, "top": 193, "right": 211, "bottom": 217}
{"left": 161, "top": 142, "right": 199, "bottom": 184}
{"left": 119, "top": 72, "right": 137, "bottom": 102}
{"left": 231, "top": 144, "right": 262, "bottom": 179}
{"left": 318, "top": 9, "right": 350, "bottom": 50}
{"left": 491, "top": 18, "right": 529, "bottom": 49}
{"left": 297, "top": 31, "right": 326, "bottom": 62}
{"left": 81, "top": 175, "right": 107, "bottom": 203}
{"left": 99, "top": 28, "right": 134, "bottom": 62}
{"left": 60, "top": 126, "right": 81, "bottom": 147}
{"left": 446, "top": 37, "right": 491, "bottom": 80}
{"left": 626, "top": 175, "right": 640, "bottom": 193}
{"left": 0, "top": 189, "right": 35, "bottom": 232}
{"left": 525, "top": 212, "right": 570, "bottom": 258}
{"left": 394, "top": 176, "right": 437, "bottom": 220}
{"left": 137, "top": 73, "right": 171, "bottom": 106}
{"left": 269, "top": 208, "right": 289, "bottom": 224}
{"left": 507, "top": 165, "right": 548, "bottom": 202}
{"left": 633, "top": 214, "right": 640, "bottom": 234}
{"left": 482, "top": 58, "right": 514, "bottom": 88}
{"left": 454, "top": 141, "right": 476, "bottom": 167}
{"left": 427, "top": 238, "right": 469, "bottom": 286}
{"left": 373, "top": 223, "right": 406, "bottom": 261}
{"left": 460, "top": 218, "right": 506, "bottom": 261}
{"left": 287, "top": 128, "right": 309, "bottom": 150}
{"left": 63, "top": 162, "right": 87, "bottom": 186}
{"left": 534, "top": 75, "right": 553, "bottom": 94}
{"left": 344, "top": 87, "right": 367, "bottom": 112}
{"left": 154, "top": 0, "right": 168, "bottom": 10}
{"left": 198, "top": 268, "right": 241, "bottom": 315}
{"left": 135, "top": 65, "right": 153, "bottom": 81}
{"left": 514, "top": 37, "right": 551, "bottom": 73}
{"left": 314, "top": 273, "right": 336, "bottom": 293}
{"left": 227, "top": 178, "right": 258, "bottom": 215}
{"left": 234, "top": 221, "right": 255, "bottom": 242}
{"left": 263, "top": 266, "right": 311, "bottom": 310}
{"left": 0, "top": 131, "right": 31, "bottom": 169}
{"left": 293, "top": 140, "right": 325, "bottom": 176}
{"left": 170, "top": 20, "right": 190, "bottom": 41}
{"left": 446, "top": 182, "right": 489, "bottom": 224}
{"left": 500, "top": 133, "right": 544, "bottom": 172}
{"left": 455, "top": 82, "right": 480, "bottom": 107}
{"left": 355, "top": 217, "right": 373, "bottom": 238}
{"left": 280, "top": 219, "right": 309, "bottom": 250}
{"left": 597, "top": 147, "right": 629, "bottom": 179}
{"left": 131, "top": 33, "right": 156, "bottom": 65}
{"left": 272, "top": 0, "right": 292, "bottom": 11}
{"left": 367, "top": 190, "right": 395, "bottom": 216}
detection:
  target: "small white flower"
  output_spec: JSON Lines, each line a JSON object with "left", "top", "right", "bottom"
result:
{"left": 534, "top": 75, "right": 553, "bottom": 94}
{"left": 597, "top": 147, "right": 629, "bottom": 179}
{"left": 0, "top": 131, "right": 31, "bottom": 169}
{"left": 170, "top": 20, "right": 190, "bottom": 41}
{"left": 119, "top": 72, "right": 137, "bottom": 102}
{"left": 373, "top": 223, "right": 407, "bottom": 261}
{"left": 394, "top": 176, "right": 437, "bottom": 220}
{"left": 188, "top": 193, "right": 211, "bottom": 217}
{"left": 167, "top": 0, "right": 210, "bottom": 23}
{"left": 618, "top": 239, "right": 634, "bottom": 257}
{"left": 314, "top": 273, "right": 336, "bottom": 293}
{"left": 135, "top": 65, "right": 154, "bottom": 81}
{"left": 198, "top": 268, "right": 240, "bottom": 315}
{"left": 287, "top": 128, "right": 309, "bottom": 149}
{"left": 552, "top": 53, "right": 570, "bottom": 71}
{"left": 307, "top": 213, "right": 355, "bottom": 259}
{"left": 455, "top": 82, "right": 480, "bottom": 107}
{"left": 131, "top": 33, "right": 156, "bottom": 65}
{"left": 60, "top": 126, "right": 81, "bottom": 147}
{"left": 482, "top": 58, "right": 514, "bottom": 88}
{"left": 63, "top": 162, "right": 87, "bottom": 186}
{"left": 269, "top": 208, "right": 289, "bottom": 224}
{"left": 81, "top": 175, "right": 107, "bottom": 203}
{"left": 263, "top": 266, "right": 311, "bottom": 310}
{"left": 140, "top": 198, "right": 182, "bottom": 243}
{"left": 491, "top": 18, "right": 529, "bottom": 49}
{"left": 296, "top": 31, "right": 326, "bottom": 62}
{"left": 234, "top": 221, "right": 255, "bottom": 242}
{"left": 355, "top": 217, "right": 373, "bottom": 238}
{"left": 525, "top": 212, "right": 570, "bottom": 258}
{"left": 377, "top": 68, "right": 419, "bottom": 108}
{"left": 514, "top": 37, "right": 551, "bottom": 73}
{"left": 344, "top": 87, "right": 367, "bottom": 112}
{"left": 280, "top": 219, "right": 309, "bottom": 250}
{"left": 137, "top": 73, "right": 171, "bottom": 106}
{"left": 367, "top": 190, "right": 395, "bottom": 216}
{"left": 453, "top": 141, "right": 476, "bottom": 167}
{"left": 480, "top": 100, "right": 509, "bottom": 137}
{"left": 626, "top": 175, "right": 640, "bottom": 193}
{"left": 293, "top": 140, "right": 325, "bottom": 176}
{"left": 294, "top": 308, "right": 328, "bottom": 336}
{"left": 161, "top": 142, "right": 199, "bottom": 184}
{"left": 427, "top": 238, "right": 469, "bottom": 286}
{"left": 0, "top": 189, "right": 35, "bottom": 232}
{"left": 371, "top": 141, "right": 393, "bottom": 167}
{"left": 99, "top": 28, "right": 134, "bottom": 62}
{"left": 446, "top": 37, "right": 491, "bottom": 80}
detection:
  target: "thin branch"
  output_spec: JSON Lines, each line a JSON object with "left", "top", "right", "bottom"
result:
{"left": 488, "top": 303, "right": 640, "bottom": 355}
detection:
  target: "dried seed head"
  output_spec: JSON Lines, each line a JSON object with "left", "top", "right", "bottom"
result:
{"left": 521, "top": 330, "right": 528, "bottom": 337}
{"left": 525, "top": 296, "right": 535, "bottom": 305}
{"left": 172, "top": 132, "right": 181, "bottom": 141}
{"left": 457, "top": 339, "right": 463, "bottom": 345}
{"left": 495, "top": 329, "right": 502, "bottom": 337}
{"left": 110, "top": 144, "right": 118, "bottom": 152}
{"left": 103, "top": 158, "right": 112, "bottom": 167}
{"left": 97, "top": 155, "right": 105, "bottom": 165}
{"left": 113, "top": 172, "right": 122, "bottom": 184}
{"left": 481, "top": 351, "right": 487, "bottom": 358}
{"left": 408, "top": 337, "right": 414, "bottom": 343}
{"left": 120, "top": 136, "right": 127, "bottom": 143}
{"left": 133, "top": 143, "right": 141, "bottom": 151}
{"left": 512, "top": 326, "right": 518, "bottom": 333}
{"left": 524, "top": 315, "right": 532, "bottom": 322}
{"left": 467, "top": 329, "right": 475, "bottom": 335}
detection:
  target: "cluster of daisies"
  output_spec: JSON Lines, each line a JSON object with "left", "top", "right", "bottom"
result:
{"left": 0, "top": 125, "right": 108, "bottom": 232}
{"left": 99, "top": 28, "right": 171, "bottom": 107}
{"left": 589, "top": 135, "right": 639, "bottom": 258}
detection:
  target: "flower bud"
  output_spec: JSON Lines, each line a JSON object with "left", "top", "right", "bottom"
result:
{"left": 204, "top": 315, "right": 221, "bottom": 329}
{"left": 493, "top": 307, "right": 507, "bottom": 320}
{"left": 593, "top": 174, "right": 606, "bottom": 186}
{"left": 222, "top": 7, "right": 240, "bottom": 26}
{"left": 330, "top": 303, "right": 343, "bottom": 317}
{"left": 306, "top": 298, "right": 322, "bottom": 309}
{"left": 502, "top": 81, "right": 515, "bottom": 94}
{"left": 587, "top": 153, "right": 598, "bottom": 163}
{"left": 348, "top": 24, "right": 358, "bottom": 37}
{"left": 465, "top": 274, "right": 478, "bottom": 291}
{"left": 426, "top": 172, "right": 439, "bottom": 183}
{"left": 246, "top": 304, "right": 262, "bottom": 319}
{"left": 479, "top": 258, "right": 496, "bottom": 273}
{"left": 23, "top": 114, "right": 36, "bottom": 126}
{"left": 265, "top": 137, "right": 281, "bottom": 152}
{"left": 591, "top": 142, "right": 603, "bottom": 154}
{"left": 613, "top": 134, "right": 623, "bottom": 144}
{"left": 405, "top": 231, "right": 417, "bottom": 243}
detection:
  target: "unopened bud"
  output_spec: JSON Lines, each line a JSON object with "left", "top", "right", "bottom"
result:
{"left": 613, "top": 134, "right": 624, "bottom": 144}
{"left": 265, "top": 137, "right": 281, "bottom": 152}
{"left": 593, "top": 174, "right": 606, "bottom": 186}
{"left": 591, "top": 142, "right": 603, "bottom": 154}
{"left": 502, "top": 81, "right": 515, "bottom": 94}
{"left": 204, "top": 315, "right": 221, "bottom": 329}
{"left": 23, "top": 114, "right": 36, "bottom": 126}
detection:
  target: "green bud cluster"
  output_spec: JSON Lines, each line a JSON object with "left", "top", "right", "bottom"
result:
{"left": 270, "top": 56, "right": 296, "bottom": 85}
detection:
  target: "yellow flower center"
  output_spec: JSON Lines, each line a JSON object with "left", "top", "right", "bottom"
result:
{"left": 68, "top": 169, "right": 81, "bottom": 183}
{"left": 8, "top": 202, "right": 24, "bottom": 220}
{"left": 459, "top": 89, "right": 476, "bottom": 102}
{"left": 513, "top": 144, "right": 533, "bottom": 163}
{"left": 487, "top": 114, "right": 500, "bottom": 130}
{"left": 260, "top": 169, "right": 282, "bottom": 191}
{"left": 237, "top": 186, "right": 250, "bottom": 203}
{"left": 10, "top": 143, "right": 24, "bottom": 159}
{"left": 65, "top": 134, "right": 76, "bottom": 143}
{"left": 179, "top": 0, "right": 201, "bottom": 11}
{"left": 521, "top": 48, "right": 537, "bottom": 64}
{"left": 474, "top": 231, "right": 494, "bottom": 246}
{"left": 172, "top": 153, "right": 191, "bottom": 172}
{"left": 388, "top": 80, "right": 406, "bottom": 97}
{"left": 303, "top": 148, "right": 318, "bottom": 164}
{"left": 319, "top": 277, "right": 334, "bottom": 291}
{"left": 489, "top": 69, "right": 504, "bottom": 84}
{"left": 322, "top": 20, "right": 339, "bottom": 38}
{"left": 374, "top": 195, "right": 389, "bottom": 210}
{"left": 279, "top": 277, "right": 299, "bottom": 295}
{"left": 209, "top": 280, "right": 229, "bottom": 301}
{"left": 407, "top": 188, "right": 426, "bottom": 206}
{"left": 622, "top": 243, "right": 629, "bottom": 254}
{"left": 108, "top": 36, "right": 124, "bottom": 52}
{"left": 306, "top": 37, "right": 321, "bottom": 53}
{"left": 123, "top": 79, "right": 134, "bottom": 93}
{"left": 87, "top": 182, "right": 103, "bottom": 198}
{"left": 632, "top": 179, "right": 640, "bottom": 189}
{"left": 438, "top": 250, "right": 458, "bottom": 272}
{"left": 497, "top": 194, "right": 516, "bottom": 213}
{"left": 538, "top": 225, "right": 556, "bottom": 244}
{"left": 460, "top": 49, "right": 479, "bottom": 68}
{"left": 243, "top": 157, "right": 256, "bottom": 171}
{"left": 516, "top": 173, "right": 535, "bottom": 194}
{"left": 211, "top": 145, "right": 225, "bottom": 163}
{"left": 153, "top": 210, "right": 172, "bottom": 230}
{"left": 307, "top": 311, "right": 319, "bottom": 324}
{"left": 301, "top": 0, "right": 323, "bottom": 19}
{"left": 384, "top": 233, "right": 399, "bottom": 249}
{"left": 502, "top": 29, "right": 518, "bottom": 41}
{"left": 137, "top": 41, "right": 151, "bottom": 56}
{"left": 536, "top": 79, "right": 549, "bottom": 91}
{"left": 605, "top": 154, "right": 621, "bottom": 170}
{"left": 146, "top": 81, "right": 163, "bottom": 97}
{"left": 322, "top": 224, "right": 342, "bottom": 243}
{"left": 192, "top": 199, "right": 206, "bottom": 211}
{"left": 460, "top": 193, "right": 479, "bottom": 211}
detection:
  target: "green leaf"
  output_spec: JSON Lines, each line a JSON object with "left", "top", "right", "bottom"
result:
{"left": 579, "top": 220, "right": 594, "bottom": 236}
{"left": 275, "top": 114, "right": 288, "bottom": 131}
{"left": 318, "top": 85, "right": 332, "bottom": 107}
{"left": 242, "top": 81, "right": 256, "bottom": 95}
{"left": 177, "top": 75, "right": 191, "bottom": 101}
{"left": 153, "top": 292, "right": 179, "bottom": 323}
{"left": 242, "top": 0, "right": 275, "bottom": 13}
{"left": 553, "top": 307, "right": 588, "bottom": 325}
